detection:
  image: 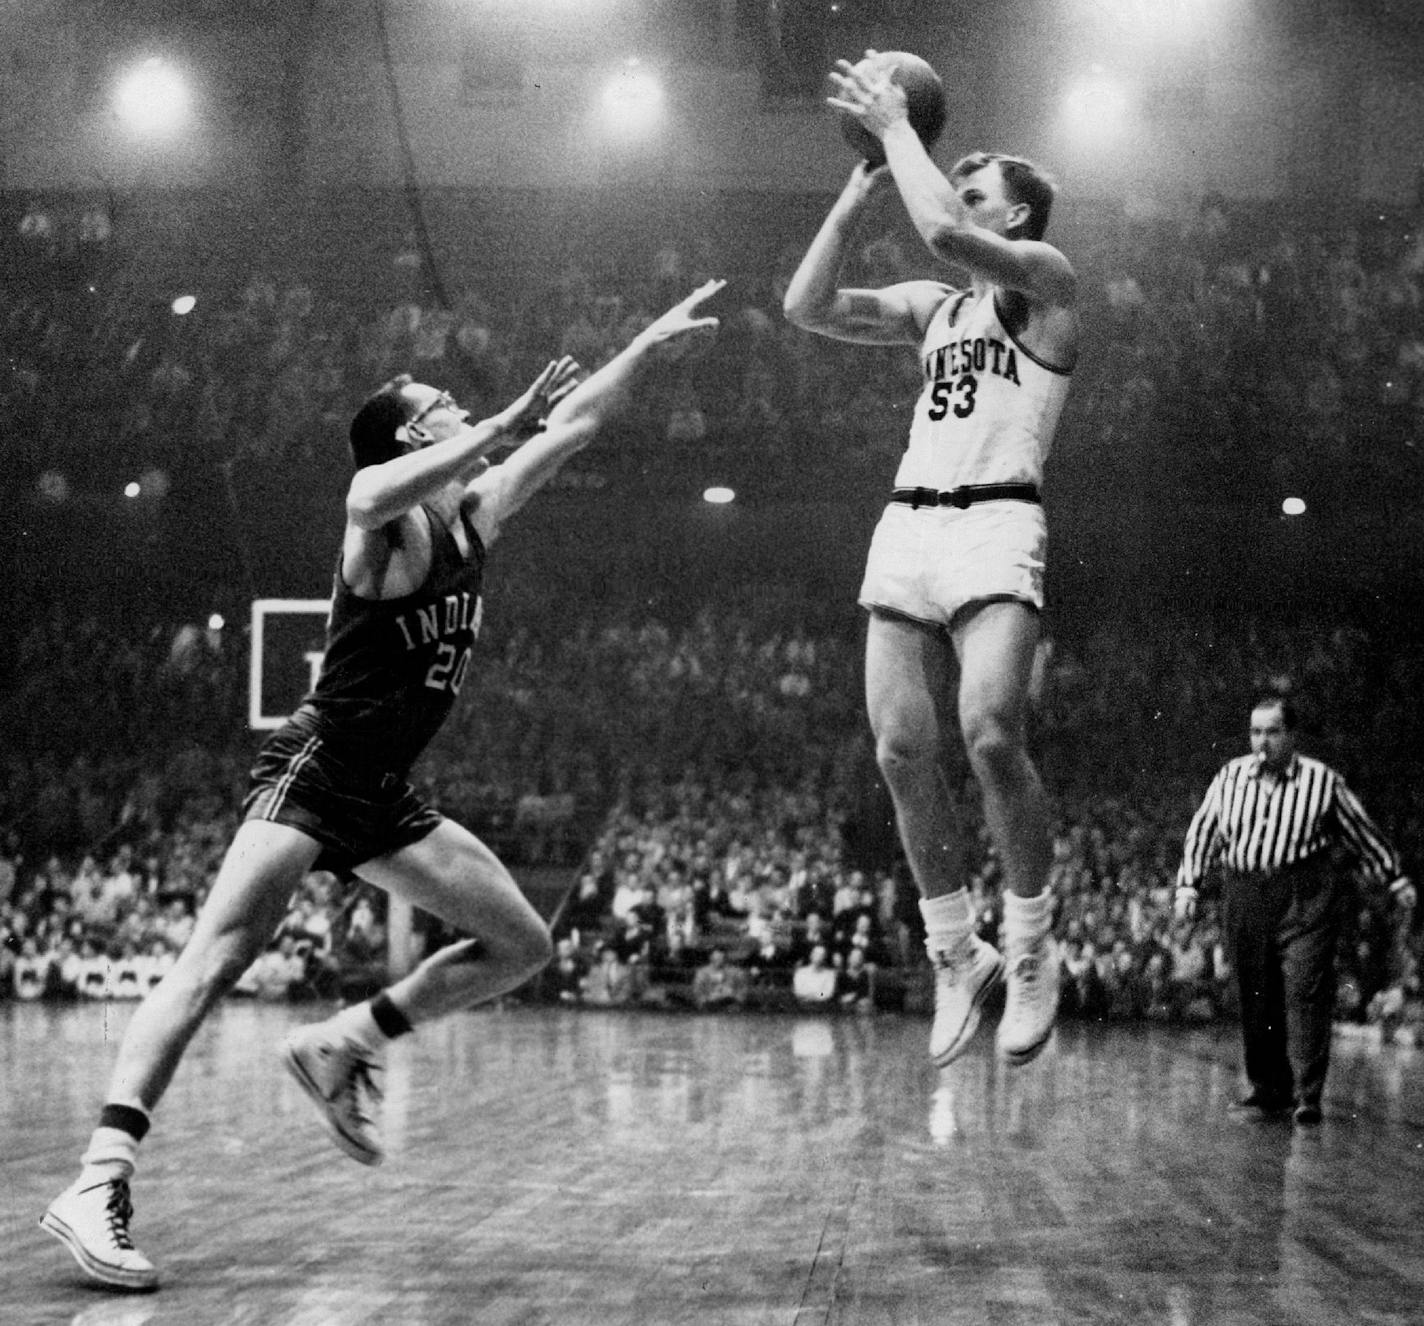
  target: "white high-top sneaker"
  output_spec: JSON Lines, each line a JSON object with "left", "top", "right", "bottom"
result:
{"left": 997, "top": 932, "right": 1059, "bottom": 1066}
{"left": 41, "top": 1176, "right": 159, "bottom": 1291}
{"left": 928, "top": 936, "right": 1005, "bottom": 1066}
{"left": 281, "top": 1022, "right": 386, "bottom": 1165}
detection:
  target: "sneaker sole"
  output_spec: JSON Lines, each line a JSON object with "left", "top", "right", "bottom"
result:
{"left": 931, "top": 952, "right": 1006, "bottom": 1068}
{"left": 998, "top": 987, "right": 1060, "bottom": 1067}
{"left": 280, "top": 1040, "right": 384, "bottom": 1167}
{"left": 39, "top": 1211, "right": 159, "bottom": 1291}
{"left": 999, "top": 1023, "right": 1055, "bottom": 1068}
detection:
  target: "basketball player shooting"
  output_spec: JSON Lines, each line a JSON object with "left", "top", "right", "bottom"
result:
{"left": 783, "top": 52, "right": 1079, "bottom": 1070}
{"left": 40, "top": 280, "right": 724, "bottom": 1292}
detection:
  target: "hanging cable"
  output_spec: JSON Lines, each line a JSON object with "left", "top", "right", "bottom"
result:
{"left": 374, "top": 0, "right": 452, "bottom": 312}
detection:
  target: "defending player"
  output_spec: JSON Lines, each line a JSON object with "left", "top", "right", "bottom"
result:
{"left": 40, "top": 280, "right": 724, "bottom": 1291}
{"left": 783, "top": 54, "right": 1078, "bottom": 1068}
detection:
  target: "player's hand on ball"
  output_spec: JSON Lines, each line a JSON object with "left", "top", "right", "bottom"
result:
{"left": 848, "top": 158, "right": 893, "bottom": 194}
{"left": 829, "top": 50, "right": 946, "bottom": 168}
{"left": 828, "top": 52, "right": 908, "bottom": 143}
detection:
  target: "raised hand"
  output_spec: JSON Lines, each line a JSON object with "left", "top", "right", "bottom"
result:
{"left": 637, "top": 279, "right": 726, "bottom": 349}
{"left": 846, "top": 156, "right": 893, "bottom": 196}
{"left": 827, "top": 51, "right": 908, "bottom": 144}
{"left": 499, "top": 356, "right": 584, "bottom": 438}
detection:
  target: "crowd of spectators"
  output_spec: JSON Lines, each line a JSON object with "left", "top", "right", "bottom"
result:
{"left": 8, "top": 187, "right": 1424, "bottom": 528}
{"left": 542, "top": 760, "right": 908, "bottom": 1015}
{"left": 5, "top": 588, "right": 1419, "bottom": 1043}
{"left": 536, "top": 612, "right": 1424, "bottom": 1036}
{"left": 4, "top": 185, "right": 1424, "bottom": 1043}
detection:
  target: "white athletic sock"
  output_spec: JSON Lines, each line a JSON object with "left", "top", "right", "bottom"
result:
{"left": 1002, "top": 889, "right": 1053, "bottom": 944}
{"left": 79, "top": 1126, "right": 142, "bottom": 1185}
{"left": 326, "top": 1001, "right": 386, "bottom": 1051}
{"left": 920, "top": 891, "right": 977, "bottom": 960}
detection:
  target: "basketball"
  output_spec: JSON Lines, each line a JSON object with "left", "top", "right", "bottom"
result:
{"left": 837, "top": 51, "right": 947, "bottom": 168}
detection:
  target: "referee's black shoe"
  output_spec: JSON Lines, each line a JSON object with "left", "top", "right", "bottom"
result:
{"left": 1293, "top": 1101, "right": 1323, "bottom": 1126}
{"left": 1226, "top": 1092, "right": 1292, "bottom": 1121}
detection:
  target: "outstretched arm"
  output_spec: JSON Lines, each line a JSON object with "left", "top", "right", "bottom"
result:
{"left": 466, "top": 280, "right": 725, "bottom": 543}
{"left": 782, "top": 162, "right": 945, "bottom": 343}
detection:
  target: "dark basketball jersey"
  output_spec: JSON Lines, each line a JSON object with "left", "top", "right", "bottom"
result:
{"left": 296, "top": 504, "right": 485, "bottom": 775}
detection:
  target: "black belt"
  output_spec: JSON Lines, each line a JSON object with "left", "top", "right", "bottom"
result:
{"left": 890, "top": 484, "right": 1041, "bottom": 510}
{"left": 1226, "top": 853, "right": 1331, "bottom": 883}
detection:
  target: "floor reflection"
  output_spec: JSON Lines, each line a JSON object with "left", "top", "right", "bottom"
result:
{"left": 4, "top": 1002, "right": 1421, "bottom": 1326}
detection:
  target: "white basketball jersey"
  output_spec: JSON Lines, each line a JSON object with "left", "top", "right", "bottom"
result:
{"left": 896, "top": 288, "right": 1072, "bottom": 490}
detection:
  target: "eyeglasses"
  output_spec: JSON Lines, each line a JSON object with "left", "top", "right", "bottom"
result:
{"left": 410, "top": 390, "right": 458, "bottom": 427}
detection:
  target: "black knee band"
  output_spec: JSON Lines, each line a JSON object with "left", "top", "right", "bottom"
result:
{"left": 99, "top": 1103, "right": 152, "bottom": 1142}
{"left": 370, "top": 991, "right": 414, "bottom": 1039}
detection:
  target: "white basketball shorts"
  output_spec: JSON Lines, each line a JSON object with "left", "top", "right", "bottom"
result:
{"left": 857, "top": 499, "right": 1046, "bottom": 628}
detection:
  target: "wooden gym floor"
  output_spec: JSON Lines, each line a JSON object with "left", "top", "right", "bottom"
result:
{"left": 3, "top": 999, "right": 1421, "bottom": 1325}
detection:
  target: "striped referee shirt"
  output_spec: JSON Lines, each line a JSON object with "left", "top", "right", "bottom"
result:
{"left": 1177, "top": 752, "right": 1400, "bottom": 889}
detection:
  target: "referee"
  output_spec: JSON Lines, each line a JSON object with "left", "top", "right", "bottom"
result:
{"left": 1174, "top": 694, "right": 1415, "bottom": 1125}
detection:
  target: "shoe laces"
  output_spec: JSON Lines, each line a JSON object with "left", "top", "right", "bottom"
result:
{"left": 932, "top": 941, "right": 977, "bottom": 980}
{"left": 1009, "top": 948, "right": 1043, "bottom": 987}
{"left": 104, "top": 1179, "right": 138, "bottom": 1251}
{"left": 341, "top": 1047, "right": 384, "bottom": 1122}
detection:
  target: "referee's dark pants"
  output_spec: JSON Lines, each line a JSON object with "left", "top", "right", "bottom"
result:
{"left": 1222, "top": 855, "right": 1342, "bottom": 1110}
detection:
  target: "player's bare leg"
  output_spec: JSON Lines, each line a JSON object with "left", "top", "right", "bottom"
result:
{"left": 43, "top": 821, "right": 319, "bottom": 1289}
{"left": 953, "top": 600, "right": 1058, "bottom": 1064}
{"left": 281, "top": 819, "right": 551, "bottom": 1164}
{"left": 364, "top": 819, "right": 553, "bottom": 1016}
{"left": 866, "top": 610, "right": 1004, "bottom": 1065}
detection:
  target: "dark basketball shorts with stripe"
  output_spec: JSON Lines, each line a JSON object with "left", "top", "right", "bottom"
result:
{"left": 243, "top": 717, "right": 443, "bottom": 874}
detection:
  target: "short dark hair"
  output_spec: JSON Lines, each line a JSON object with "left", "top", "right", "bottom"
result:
{"left": 949, "top": 151, "right": 1057, "bottom": 241}
{"left": 349, "top": 373, "right": 414, "bottom": 470}
{"left": 1252, "top": 693, "right": 1298, "bottom": 730}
